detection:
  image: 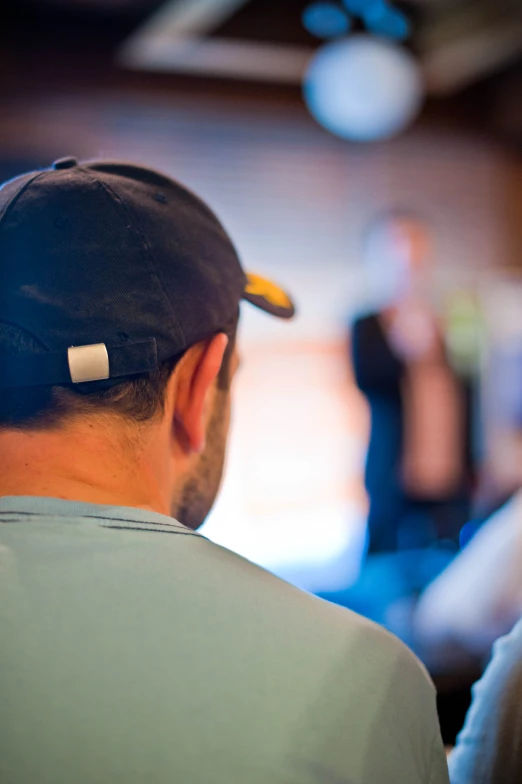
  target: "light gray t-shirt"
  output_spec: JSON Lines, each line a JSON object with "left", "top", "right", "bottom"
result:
{"left": 0, "top": 496, "right": 449, "bottom": 784}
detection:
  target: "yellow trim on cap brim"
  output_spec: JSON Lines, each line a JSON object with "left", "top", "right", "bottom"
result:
{"left": 245, "top": 273, "right": 293, "bottom": 311}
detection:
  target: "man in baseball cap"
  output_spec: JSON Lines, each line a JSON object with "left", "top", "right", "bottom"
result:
{"left": 0, "top": 159, "right": 448, "bottom": 784}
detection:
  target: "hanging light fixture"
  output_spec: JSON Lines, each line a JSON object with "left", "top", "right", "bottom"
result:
{"left": 302, "top": 2, "right": 424, "bottom": 142}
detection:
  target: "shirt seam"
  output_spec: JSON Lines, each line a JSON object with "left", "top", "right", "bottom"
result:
{"left": 101, "top": 525, "right": 198, "bottom": 537}
{"left": 0, "top": 509, "right": 195, "bottom": 533}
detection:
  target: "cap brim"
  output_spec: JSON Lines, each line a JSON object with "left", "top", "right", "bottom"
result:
{"left": 242, "top": 273, "right": 296, "bottom": 320}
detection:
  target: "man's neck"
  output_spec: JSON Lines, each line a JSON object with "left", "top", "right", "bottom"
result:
{"left": 0, "top": 424, "right": 172, "bottom": 516}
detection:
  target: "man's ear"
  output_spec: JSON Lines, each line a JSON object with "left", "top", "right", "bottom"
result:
{"left": 172, "top": 333, "right": 229, "bottom": 454}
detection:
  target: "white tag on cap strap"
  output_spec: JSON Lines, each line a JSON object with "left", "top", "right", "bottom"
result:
{"left": 67, "top": 343, "right": 110, "bottom": 383}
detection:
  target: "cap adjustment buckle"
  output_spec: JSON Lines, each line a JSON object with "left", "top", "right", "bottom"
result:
{"left": 67, "top": 343, "right": 109, "bottom": 384}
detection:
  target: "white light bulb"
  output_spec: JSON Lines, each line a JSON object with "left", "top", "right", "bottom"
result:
{"left": 304, "top": 35, "right": 424, "bottom": 142}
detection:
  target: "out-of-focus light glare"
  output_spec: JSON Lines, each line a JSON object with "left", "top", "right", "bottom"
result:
{"left": 364, "top": 5, "right": 411, "bottom": 40}
{"left": 342, "top": 0, "right": 371, "bottom": 15}
{"left": 303, "top": 35, "right": 424, "bottom": 142}
{"left": 302, "top": 2, "right": 351, "bottom": 39}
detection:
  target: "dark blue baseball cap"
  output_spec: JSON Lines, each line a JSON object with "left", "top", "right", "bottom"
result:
{"left": 0, "top": 157, "right": 295, "bottom": 388}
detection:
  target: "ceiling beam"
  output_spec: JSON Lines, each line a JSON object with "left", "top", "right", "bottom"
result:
{"left": 119, "top": 0, "right": 522, "bottom": 91}
{"left": 424, "top": 18, "right": 522, "bottom": 94}
{"left": 118, "top": 0, "right": 314, "bottom": 82}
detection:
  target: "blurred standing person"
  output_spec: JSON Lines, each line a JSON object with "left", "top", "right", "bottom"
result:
{"left": 352, "top": 212, "right": 476, "bottom": 554}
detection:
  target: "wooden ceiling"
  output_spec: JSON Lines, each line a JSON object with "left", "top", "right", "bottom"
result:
{"left": 3, "top": 0, "right": 522, "bottom": 146}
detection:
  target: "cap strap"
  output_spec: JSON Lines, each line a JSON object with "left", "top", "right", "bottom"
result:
{"left": 0, "top": 338, "right": 158, "bottom": 388}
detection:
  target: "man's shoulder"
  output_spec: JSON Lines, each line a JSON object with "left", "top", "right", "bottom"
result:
{"left": 210, "top": 543, "right": 443, "bottom": 780}
{"left": 486, "top": 615, "right": 522, "bottom": 681}
{"left": 1, "top": 497, "right": 433, "bottom": 694}
{"left": 204, "top": 536, "right": 434, "bottom": 687}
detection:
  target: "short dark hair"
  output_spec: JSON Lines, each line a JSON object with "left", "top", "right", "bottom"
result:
{"left": 0, "top": 320, "right": 236, "bottom": 431}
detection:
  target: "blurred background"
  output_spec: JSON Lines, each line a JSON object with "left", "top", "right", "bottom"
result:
{"left": 3, "top": 0, "right": 522, "bottom": 743}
